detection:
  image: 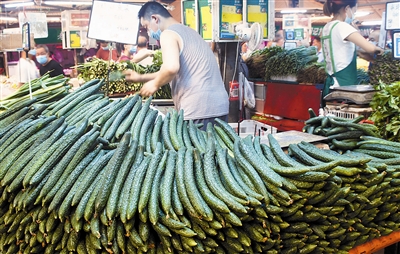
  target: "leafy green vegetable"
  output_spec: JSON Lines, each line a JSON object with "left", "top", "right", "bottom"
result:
{"left": 369, "top": 81, "right": 400, "bottom": 141}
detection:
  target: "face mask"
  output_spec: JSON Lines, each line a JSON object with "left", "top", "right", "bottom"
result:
{"left": 129, "top": 46, "right": 137, "bottom": 54}
{"left": 369, "top": 41, "right": 377, "bottom": 46}
{"left": 149, "top": 20, "right": 161, "bottom": 40}
{"left": 36, "top": 55, "right": 48, "bottom": 65}
{"left": 28, "top": 49, "right": 36, "bottom": 55}
{"left": 345, "top": 8, "right": 354, "bottom": 24}
{"left": 102, "top": 46, "right": 109, "bottom": 50}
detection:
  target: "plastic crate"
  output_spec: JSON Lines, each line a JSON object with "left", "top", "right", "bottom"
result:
{"left": 229, "top": 120, "right": 277, "bottom": 138}
{"left": 324, "top": 104, "right": 372, "bottom": 119}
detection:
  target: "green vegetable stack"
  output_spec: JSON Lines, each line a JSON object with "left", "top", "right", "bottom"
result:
{"left": 264, "top": 46, "right": 318, "bottom": 81}
{"left": 244, "top": 46, "right": 284, "bottom": 79}
{"left": 0, "top": 74, "right": 70, "bottom": 111}
{"left": 369, "top": 50, "right": 400, "bottom": 86}
{"left": 369, "top": 81, "right": 400, "bottom": 141}
{"left": 76, "top": 50, "right": 171, "bottom": 99}
{"left": 2, "top": 81, "right": 400, "bottom": 253}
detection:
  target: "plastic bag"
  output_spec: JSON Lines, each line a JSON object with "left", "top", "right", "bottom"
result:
{"left": 239, "top": 72, "right": 255, "bottom": 109}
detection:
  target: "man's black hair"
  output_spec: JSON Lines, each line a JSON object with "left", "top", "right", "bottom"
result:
{"left": 138, "top": 1, "right": 172, "bottom": 20}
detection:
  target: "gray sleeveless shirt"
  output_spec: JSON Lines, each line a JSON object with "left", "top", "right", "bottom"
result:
{"left": 166, "top": 24, "right": 229, "bottom": 120}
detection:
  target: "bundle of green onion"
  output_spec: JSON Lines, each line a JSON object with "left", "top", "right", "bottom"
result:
{"left": 0, "top": 74, "right": 70, "bottom": 110}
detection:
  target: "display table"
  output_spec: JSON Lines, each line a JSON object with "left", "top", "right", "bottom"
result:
{"left": 349, "top": 231, "right": 400, "bottom": 254}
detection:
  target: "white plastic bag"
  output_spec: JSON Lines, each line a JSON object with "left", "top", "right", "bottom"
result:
{"left": 239, "top": 72, "right": 255, "bottom": 109}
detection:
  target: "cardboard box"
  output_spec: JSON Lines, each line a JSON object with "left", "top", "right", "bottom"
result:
{"left": 229, "top": 120, "right": 277, "bottom": 138}
{"left": 0, "top": 34, "right": 35, "bottom": 50}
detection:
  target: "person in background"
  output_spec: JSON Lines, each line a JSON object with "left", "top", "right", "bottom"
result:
{"left": 16, "top": 49, "right": 39, "bottom": 87}
{"left": 267, "top": 30, "right": 285, "bottom": 48}
{"left": 118, "top": 44, "right": 135, "bottom": 62}
{"left": 95, "top": 41, "right": 118, "bottom": 61}
{"left": 35, "top": 44, "right": 64, "bottom": 78}
{"left": 368, "top": 29, "right": 380, "bottom": 46}
{"left": 132, "top": 29, "right": 154, "bottom": 66}
{"left": 321, "top": 0, "right": 383, "bottom": 98}
{"left": 312, "top": 36, "right": 324, "bottom": 62}
{"left": 124, "top": 1, "right": 229, "bottom": 130}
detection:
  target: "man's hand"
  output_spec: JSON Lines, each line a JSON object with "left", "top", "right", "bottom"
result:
{"left": 123, "top": 70, "right": 142, "bottom": 83}
{"left": 140, "top": 80, "right": 160, "bottom": 97}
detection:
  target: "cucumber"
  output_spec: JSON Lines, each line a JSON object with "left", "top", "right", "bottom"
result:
{"left": 106, "top": 139, "right": 138, "bottom": 220}
{"left": 215, "top": 118, "right": 238, "bottom": 142}
{"left": 104, "top": 96, "right": 139, "bottom": 141}
{"left": 204, "top": 137, "right": 247, "bottom": 214}
{"left": 115, "top": 95, "right": 142, "bottom": 139}
{"left": 0, "top": 98, "right": 37, "bottom": 121}
{"left": 131, "top": 96, "right": 152, "bottom": 141}
{"left": 237, "top": 139, "right": 283, "bottom": 187}
{"left": 159, "top": 150, "right": 177, "bottom": 216}
{"left": 150, "top": 115, "right": 163, "bottom": 153}
{"left": 97, "top": 98, "right": 129, "bottom": 126}
{"left": 288, "top": 143, "right": 321, "bottom": 166}
{"left": 65, "top": 94, "right": 104, "bottom": 123}
{"left": 118, "top": 148, "right": 146, "bottom": 223}
{"left": 88, "top": 98, "right": 120, "bottom": 125}
{"left": 0, "top": 107, "right": 30, "bottom": 130}
{"left": 56, "top": 81, "right": 104, "bottom": 117}
{"left": 70, "top": 149, "right": 114, "bottom": 207}
{"left": 137, "top": 142, "right": 164, "bottom": 214}
{"left": 182, "top": 121, "right": 193, "bottom": 148}
{"left": 161, "top": 112, "right": 175, "bottom": 150}
{"left": 5, "top": 122, "right": 68, "bottom": 193}
{"left": 28, "top": 120, "right": 89, "bottom": 189}
{"left": 95, "top": 132, "right": 131, "bottom": 213}
{"left": 193, "top": 149, "right": 230, "bottom": 214}
{"left": 268, "top": 134, "right": 303, "bottom": 167}
{"left": 55, "top": 144, "right": 103, "bottom": 219}
{"left": 169, "top": 110, "right": 181, "bottom": 150}
{"left": 214, "top": 125, "right": 234, "bottom": 151}
{"left": 188, "top": 120, "right": 205, "bottom": 154}
{"left": 0, "top": 104, "right": 48, "bottom": 139}
{"left": 126, "top": 156, "right": 152, "bottom": 220}
{"left": 184, "top": 147, "right": 213, "bottom": 220}
{"left": 148, "top": 152, "right": 168, "bottom": 225}
{"left": 175, "top": 148, "right": 201, "bottom": 218}
{"left": 216, "top": 148, "right": 247, "bottom": 199}
{"left": 138, "top": 109, "right": 158, "bottom": 148}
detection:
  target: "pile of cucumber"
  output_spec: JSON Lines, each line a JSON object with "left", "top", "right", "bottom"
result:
{"left": 1, "top": 80, "right": 400, "bottom": 253}
{"left": 303, "top": 108, "right": 381, "bottom": 152}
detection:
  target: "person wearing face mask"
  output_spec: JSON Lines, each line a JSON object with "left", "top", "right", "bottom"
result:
{"left": 321, "top": 0, "right": 384, "bottom": 98}
{"left": 124, "top": 1, "right": 229, "bottom": 130}
{"left": 95, "top": 41, "right": 118, "bottom": 61}
{"left": 118, "top": 44, "right": 135, "bottom": 62}
{"left": 35, "top": 44, "right": 64, "bottom": 78}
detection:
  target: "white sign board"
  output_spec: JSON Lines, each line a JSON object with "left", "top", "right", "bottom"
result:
{"left": 385, "top": 1, "right": 400, "bottom": 30}
{"left": 18, "top": 12, "right": 48, "bottom": 39}
{"left": 379, "top": 12, "right": 387, "bottom": 49}
{"left": 88, "top": 0, "right": 141, "bottom": 45}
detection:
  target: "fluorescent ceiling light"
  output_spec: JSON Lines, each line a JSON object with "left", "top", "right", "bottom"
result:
{"left": 4, "top": 1, "right": 34, "bottom": 8}
{"left": 43, "top": 1, "right": 92, "bottom": 5}
{"left": 281, "top": 9, "right": 307, "bottom": 14}
{"left": 355, "top": 11, "right": 370, "bottom": 17}
{"left": 362, "top": 20, "right": 382, "bottom": 26}
{"left": 47, "top": 17, "right": 61, "bottom": 22}
{"left": 0, "top": 17, "right": 18, "bottom": 21}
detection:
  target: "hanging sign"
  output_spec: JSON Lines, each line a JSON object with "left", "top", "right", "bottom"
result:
{"left": 18, "top": 12, "right": 48, "bottom": 39}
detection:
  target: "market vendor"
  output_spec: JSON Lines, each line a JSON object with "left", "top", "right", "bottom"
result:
{"left": 16, "top": 49, "right": 39, "bottom": 87}
{"left": 321, "top": 0, "right": 384, "bottom": 97}
{"left": 124, "top": 1, "right": 229, "bottom": 130}
{"left": 35, "top": 44, "right": 64, "bottom": 78}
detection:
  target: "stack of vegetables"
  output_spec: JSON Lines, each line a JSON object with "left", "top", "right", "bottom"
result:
{"left": 264, "top": 46, "right": 319, "bottom": 82}
{"left": 369, "top": 50, "right": 400, "bottom": 86}
{"left": 76, "top": 50, "right": 171, "bottom": 99}
{"left": 296, "top": 63, "right": 326, "bottom": 84}
{"left": 244, "top": 46, "right": 284, "bottom": 79}
{"left": 369, "top": 80, "right": 400, "bottom": 142}
{"left": 303, "top": 108, "right": 381, "bottom": 152}
{"left": 0, "top": 74, "right": 70, "bottom": 111}
{"left": 2, "top": 80, "right": 400, "bottom": 253}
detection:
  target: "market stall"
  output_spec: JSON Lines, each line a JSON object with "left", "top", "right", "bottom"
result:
{"left": 1, "top": 0, "right": 400, "bottom": 253}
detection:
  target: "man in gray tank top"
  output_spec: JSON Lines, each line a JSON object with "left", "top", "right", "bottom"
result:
{"left": 125, "top": 1, "right": 229, "bottom": 130}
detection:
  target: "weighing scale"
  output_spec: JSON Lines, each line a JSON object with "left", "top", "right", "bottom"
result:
{"left": 323, "top": 85, "right": 376, "bottom": 105}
